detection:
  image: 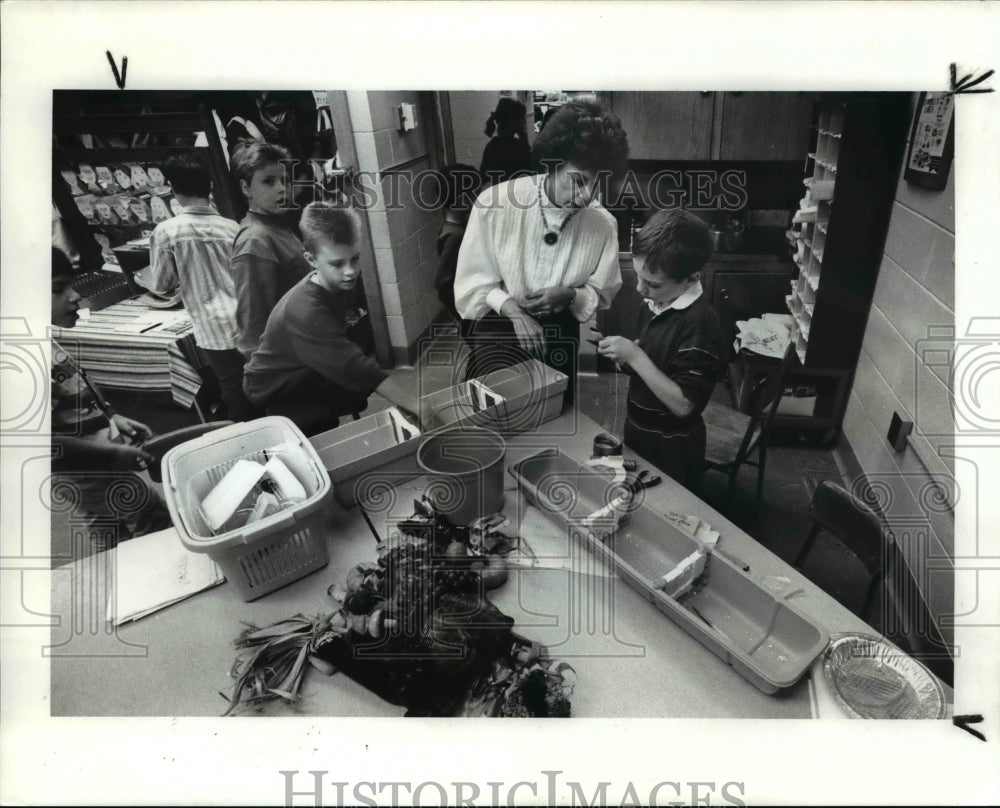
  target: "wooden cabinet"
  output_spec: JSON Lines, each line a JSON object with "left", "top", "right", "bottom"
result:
{"left": 715, "top": 92, "right": 815, "bottom": 160}
{"left": 608, "top": 92, "right": 715, "bottom": 160}
{"left": 603, "top": 92, "right": 814, "bottom": 162}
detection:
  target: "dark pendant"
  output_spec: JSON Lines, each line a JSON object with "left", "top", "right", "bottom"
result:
{"left": 544, "top": 232, "right": 558, "bottom": 245}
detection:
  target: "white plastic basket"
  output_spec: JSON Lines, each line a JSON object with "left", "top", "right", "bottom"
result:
{"left": 161, "top": 416, "right": 331, "bottom": 601}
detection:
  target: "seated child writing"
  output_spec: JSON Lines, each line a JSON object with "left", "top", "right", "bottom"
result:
{"left": 230, "top": 141, "right": 312, "bottom": 359}
{"left": 597, "top": 210, "right": 723, "bottom": 493}
{"left": 51, "top": 248, "right": 172, "bottom": 550}
{"left": 243, "top": 203, "right": 423, "bottom": 436}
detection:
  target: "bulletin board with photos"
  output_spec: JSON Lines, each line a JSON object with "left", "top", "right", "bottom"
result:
{"left": 52, "top": 92, "right": 241, "bottom": 273}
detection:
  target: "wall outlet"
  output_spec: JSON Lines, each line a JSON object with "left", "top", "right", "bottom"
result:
{"left": 887, "top": 411, "right": 914, "bottom": 452}
{"left": 398, "top": 103, "right": 417, "bottom": 132}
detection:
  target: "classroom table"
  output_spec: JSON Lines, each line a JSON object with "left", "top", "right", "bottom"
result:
{"left": 51, "top": 298, "right": 201, "bottom": 408}
{"left": 48, "top": 410, "right": 948, "bottom": 718}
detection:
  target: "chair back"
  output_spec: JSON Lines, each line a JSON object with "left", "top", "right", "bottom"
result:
{"left": 733, "top": 341, "right": 798, "bottom": 462}
{"left": 808, "top": 480, "right": 884, "bottom": 577}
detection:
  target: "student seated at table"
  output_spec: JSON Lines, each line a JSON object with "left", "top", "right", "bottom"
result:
{"left": 146, "top": 151, "right": 257, "bottom": 421}
{"left": 243, "top": 202, "right": 424, "bottom": 436}
{"left": 597, "top": 210, "right": 723, "bottom": 493}
{"left": 50, "top": 248, "right": 172, "bottom": 550}
{"left": 229, "top": 141, "right": 312, "bottom": 359}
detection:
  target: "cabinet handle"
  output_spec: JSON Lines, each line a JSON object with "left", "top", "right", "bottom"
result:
{"left": 720, "top": 288, "right": 730, "bottom": 301}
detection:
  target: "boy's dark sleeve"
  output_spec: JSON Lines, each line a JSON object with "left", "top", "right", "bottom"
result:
{"left": 286, "top": 303, "right": 388, "bottom": 397}
{"left": 435, "top": 232, "right": 462, "bottom": 320}
{"left": 232, "top": 240, "right": 280, "bottom": 359}
{"left": 664, "top": 321, "right": 723, "bottom": 416}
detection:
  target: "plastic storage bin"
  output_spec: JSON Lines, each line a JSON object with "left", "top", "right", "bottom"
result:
{"left": 310, "top": 408, "right": 422, "bottom": 508}
{"left": 161, "top": 416, "right": 332, "bottom": 601}
{"left": 509, "top": 448, "right": 829, "bottom": 694}
{"left": 420, "top": 360, "right": 567, "bottom": 435}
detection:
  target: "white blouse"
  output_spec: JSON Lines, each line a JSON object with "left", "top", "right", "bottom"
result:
{"left": 454, "top": 174, "right": 622, "bottom": 322}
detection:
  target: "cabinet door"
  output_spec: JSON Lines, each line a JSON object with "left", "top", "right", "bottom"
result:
{"left": 717, "top": 92, "right": 814, "bottom": 160}
{"left": 609, "top": 92, "right": 715, "bottom": 160}
{"left": 712, "top": 268, "right": 793, "bottom": 356}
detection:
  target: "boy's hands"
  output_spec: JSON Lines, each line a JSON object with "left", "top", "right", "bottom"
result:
{"left": 597, "top": 335, "right": 643, "bottom": 366}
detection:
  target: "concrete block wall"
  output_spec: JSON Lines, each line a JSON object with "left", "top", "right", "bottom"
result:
{"left": 347, "top": 91, "right": 443, "bottom": 365}
{"left": 841, "top": 94, "right": 956, "bottom": 649}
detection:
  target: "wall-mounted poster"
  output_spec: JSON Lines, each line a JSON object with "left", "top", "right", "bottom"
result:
{"left": 903, "top": 91, "right": 955, "bottom": 190}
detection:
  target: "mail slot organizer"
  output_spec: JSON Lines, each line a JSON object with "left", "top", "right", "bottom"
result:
{"left": 310, "top": 359, "right": 568, "bottom": 508}
{"left": 509, "top": 448, "right": 830, "bottom": 694}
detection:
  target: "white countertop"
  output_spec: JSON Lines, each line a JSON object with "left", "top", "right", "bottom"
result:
{"left": 49, "top": 410, "right": 931, "bottom": 718}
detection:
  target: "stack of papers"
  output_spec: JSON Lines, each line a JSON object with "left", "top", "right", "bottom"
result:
{"left": 734, "top": 317, "right": 791, "bottom": 359}
{"left": 106, "top": 527, "right": 224, "bottom": 625}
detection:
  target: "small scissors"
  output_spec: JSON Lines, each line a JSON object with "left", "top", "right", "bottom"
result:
{"left": 627, "top": 469, "right": 662, "bottom": 494}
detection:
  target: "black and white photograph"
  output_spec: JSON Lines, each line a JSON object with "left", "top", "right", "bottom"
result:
{"left": 2, "top": 2, "right": 998, "bottom": 806}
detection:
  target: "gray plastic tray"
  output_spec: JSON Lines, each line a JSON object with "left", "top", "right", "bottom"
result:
{"left": 310, "top": 409, "right": 422, "bottom": 507}
{"left": 509, "top": 448, "right": 829, "bottom": 694}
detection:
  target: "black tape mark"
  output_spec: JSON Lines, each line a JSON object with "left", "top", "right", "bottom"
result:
{"left": 950, "top": 63, "right": 994, "bottom": 95}
{"left": 106, "top": 50, "right": 127, "bottom": 89}
{"left": 952, "top": 714, "right": 986, "bottom": 742}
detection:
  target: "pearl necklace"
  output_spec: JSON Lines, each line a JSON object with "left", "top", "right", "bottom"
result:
{"left": 538, "top": 178, "right": 581, "bottom": 245}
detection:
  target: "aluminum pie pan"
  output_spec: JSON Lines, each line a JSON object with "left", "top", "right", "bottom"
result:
{"left": 822, "top": 634, "right": 946, "bottom": 719}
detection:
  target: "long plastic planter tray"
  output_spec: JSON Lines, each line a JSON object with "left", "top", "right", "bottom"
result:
{"left": 509, "top": 448, "right": 829, "bottom": 694}
{"left": 311, "top": 360, "right": 568, "bottom": 508}
{"left": 420, "top": 359, "right": 567, "bottom": 434}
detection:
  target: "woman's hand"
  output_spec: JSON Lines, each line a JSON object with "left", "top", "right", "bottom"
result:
{"left": 509, "top": 311, "right": 545, "bottom": 357}
{"left": 518, "top": 286, "right": 575, "bottom": 316}
{"left": 598, "top": 335, "right": 643, "bottom": 366}
{"left": 499, "top": 299, "right": 545, "bottom": 356}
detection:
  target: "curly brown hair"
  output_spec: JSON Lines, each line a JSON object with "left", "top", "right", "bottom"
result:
{"left": 531, "top": 100, "right": 629, "bottom": 179}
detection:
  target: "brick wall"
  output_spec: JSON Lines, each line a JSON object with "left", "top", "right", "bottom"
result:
{"left": 841, "top": 94, "right": 956, "bottom": 649}
{"left": 346, "top": 91, "right": 442, "bottom": 364}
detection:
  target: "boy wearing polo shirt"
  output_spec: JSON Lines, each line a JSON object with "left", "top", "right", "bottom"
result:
{"left": 597, "top": 210, "right": 723, "bottom": 493}
{"left": 243, "top": 203, "right": 423, "bottom": 436}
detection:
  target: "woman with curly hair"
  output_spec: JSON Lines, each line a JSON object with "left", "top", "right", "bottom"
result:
{"left": 454, "top": 100, "right": 629, "bottom": 404}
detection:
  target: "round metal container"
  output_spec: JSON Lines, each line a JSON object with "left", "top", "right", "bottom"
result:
{"left": 416, "top": 427, "right": 506, "bottom": 525}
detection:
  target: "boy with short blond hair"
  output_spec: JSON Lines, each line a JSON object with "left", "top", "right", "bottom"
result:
{"left": 597, "top": 210, "right": 723, "bottom": 492}
{"left": 243, "top": 203, "right": 423, "bottom": 435}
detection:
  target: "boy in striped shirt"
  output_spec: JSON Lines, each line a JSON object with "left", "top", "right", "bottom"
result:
{"left": 147, "top": 151, "right": 257, "bottom": 420}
